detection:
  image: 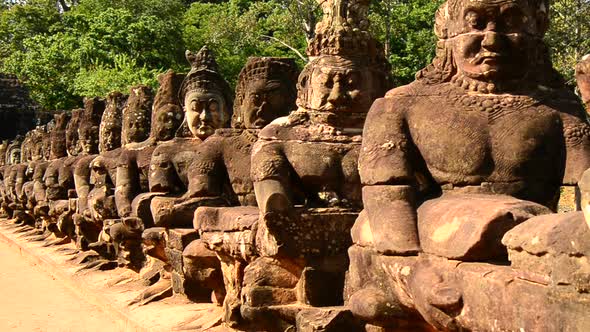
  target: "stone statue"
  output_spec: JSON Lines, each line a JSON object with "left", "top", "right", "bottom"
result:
{"left": 55, "top": 98, "right": 105, "bottom": 241}
{"left": 232, "top": 0, "right": 392, "bottom": 327}
{"left": 1, "top": 136, "right": 23, "bottom": 219}
{"left": 113, "top": 85, "right": 155, "bottom": 221}
{"left": 191, "top": 56, "right": 299, "bottom": 320}
{"left": 145, "top": 47, "right": 233, "bottom": 229}
{"left": 109, "top": 72, "right": 185, "bottom": 269}
{"left": 346, "top": 0, "right": 590, "bottom": 330}
{"left": 73, "top": 92, "right": 127, "bottom": 250}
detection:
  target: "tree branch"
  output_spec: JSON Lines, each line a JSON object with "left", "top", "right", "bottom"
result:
{"left": 260, "top": 35, "right": 308, "bottom": 62}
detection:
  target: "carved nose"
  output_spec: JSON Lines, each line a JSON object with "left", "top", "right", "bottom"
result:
{"left": 327, "top": 81, "right": 346, "bottom": 105}
{"left": 481, "top": 31, "right": 501, "bottom": 51}
{"left": 199, "top": 109, "right": 210, "bottom": 121}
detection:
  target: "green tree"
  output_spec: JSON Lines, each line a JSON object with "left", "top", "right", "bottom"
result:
{"left": 182, "top": 0, "right": 308, "bottom": 87}
{"left": 545, "top": 0, "right": 590, "bottom": 86}
{"left": 369, "top": 0, "right": 442, "bottom": 86}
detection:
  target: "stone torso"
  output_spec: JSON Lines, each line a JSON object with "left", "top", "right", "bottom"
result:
{"left": 149, "top": 137, "right": 202, "bottom": 194}
{"left": 253, "top": 112, "right": 362, "bottom": 208}
{"left": 370, "top": 81, "right": 589, "bottom": 207}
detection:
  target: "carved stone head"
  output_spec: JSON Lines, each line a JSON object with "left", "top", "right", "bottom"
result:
{"left": 418, "top": 0, "right": 556, "bottom": 92}
{"left": 66, "top": 109, "right": 83, "bottom": 157}
{"left": 6, "top": 136, "right": 22, "bottom": 165}
{"left": 79, "top": 97, "right": 105, "bottom": 154}
{"left": 42, "top": 121, "right": 54, "bottom": 160}
{"left": 122, "top": 85, "right": 153, "bottom": 145}
{"left": 295, "top": 0, "right": 390, "bottom": 123}
{"left": 234, "top": 57, "right": 299, "bottom": 129}
{"left": 99, "top": 91, "right": 126, "bottom": 153}
{"left": 179, "top": 46, "right": 233, "bottom": 139}
{"left": 151, "top": 70, "right": 184, "bottom": 141}
{"left": 51, "top": 112, "right": 70, "bottom": 160}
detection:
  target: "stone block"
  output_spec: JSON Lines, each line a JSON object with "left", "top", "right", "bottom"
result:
{"left": 296, "top": 267, "right": 345, "bottom": 307}
{"left": 503, "top": 211, "right": 590, "bottom": 289}
{"left": 167, "top": 228, "right": 198, "bottom": 251}
{"left": 194, "top": 206, "right": 259, "bottom": 232}
{"left": 296, "top": 307, "right": 362, "bottom": 332}
{"left": 165, "top": 247, "right": 184, "bottom": 274}
{"left": 418, "top": 194, "right": 551, "bottom": 261}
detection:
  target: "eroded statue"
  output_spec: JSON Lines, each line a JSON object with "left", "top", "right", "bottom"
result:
{"left": 213, "top": 0, "right": 392, "bottom": 328}
{"left": 346, "top": 0, "right": 590, "bottom": 330}
{"left": 190, "top": 56, "right": 299, "bottom": 313}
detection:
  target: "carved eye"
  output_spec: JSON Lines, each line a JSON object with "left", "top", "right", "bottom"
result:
{"left": 465, "top": 11, "right": 482, "bottom": 29}
{"left": 499, "top": 7, "right": 525, "bottom": 32}
{"left": 209, "top": 101, "right": 218, "bottom": 112}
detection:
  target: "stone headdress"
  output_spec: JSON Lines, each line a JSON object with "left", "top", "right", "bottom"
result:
{"left": 177, "top": 46, "right": 233, "bottom": 137}
{"left": 79, "top": 97, "right": 106, "bottom": 154}
{"left": 66, "top": 109, "right": 83, "bottom": 156}
{"left": 233, "top": 57, "right": 299, "bottom": 128}
{"left": 99, "top": 91, "right": 126, "bottom": 152}
{"left": 417, "top": 0, "right": 561, "bottom": 89}
{"left": 296, "top": 0, "right": 391, "bottom": 111}
{"left": 6, "top": 135, "right": 23, "bottom": 165}
{"left": 122, "top": 85, "right": 153, "bottom": 144}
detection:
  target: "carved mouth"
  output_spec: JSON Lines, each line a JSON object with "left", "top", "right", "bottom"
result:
{"left": 472, "top": 52, "right": 504, "bottom": 65}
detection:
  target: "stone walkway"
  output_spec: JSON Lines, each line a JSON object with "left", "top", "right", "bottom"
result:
{"left": 0, "top": 231, "right": 126, "bottom": 332}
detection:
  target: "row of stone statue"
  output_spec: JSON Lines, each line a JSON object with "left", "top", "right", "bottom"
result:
{"left": 3, "top": 0, "right": 590, "bottom": 330}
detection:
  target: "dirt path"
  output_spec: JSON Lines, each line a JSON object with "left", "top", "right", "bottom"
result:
{"left": 0, "top": 235, "right": 127, "bottom": 332}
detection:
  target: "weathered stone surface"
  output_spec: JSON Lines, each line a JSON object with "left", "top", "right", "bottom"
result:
{"left": 195, "top": 206, "right": 259, "bottom": 232}
{"left": 296, "top": 307, "right": 362, "bottom": 332}
{"left": 576, "top": 54, "right": 590, "bottom": 113}
{"left": 165, "top": 247, "right": 184, "bottom": 274}
{"left": 503, "top": 211, "right": 590, "bottom": 290}
{"left": 581, "top": 168, "right": 590, "bottom": 228}
{"left": 418, "top": 193, "right": 551, "bottom": 261}
{"left": 346, "top": 0, "right": 590, "bottom": 329}
{"left": 200, "top": 230, "right": 257, "bottom": 261}
{"left": 167, "top": 228, "right": 198, "bottom": 251}
{"left": 0, "top": 73, "right": 38, "bottom": 140}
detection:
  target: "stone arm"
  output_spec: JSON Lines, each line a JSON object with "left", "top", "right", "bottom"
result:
{"left": 561, "top": 111, "right": 590, "bottom": 185}
{"left": 115, "top": 152, "right": 140, "bottom": 218}
{"left": 148, "top": 145, "right": 182, "bottom": 194}
{"left": 357, "top": 97, "right": 420, "bottom": 255}
{"left": 14, "top": 164, "right": 28, "bottom": 202}
{"left": 73, "top": 155, "right": 96, "bottom": 217}
{"left": 251, "top": 139, "right": 295, "bottom": 219}
{"left": 44, "top": 161, "right": 62, "bottom": 201}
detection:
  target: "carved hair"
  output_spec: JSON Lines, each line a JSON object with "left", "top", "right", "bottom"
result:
{"left": 232, "top": 57, "right": 299, "bottom": 128}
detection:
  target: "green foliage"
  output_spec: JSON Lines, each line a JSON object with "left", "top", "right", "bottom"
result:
{"left": 545, "top": 0, "right": 590, "bottom": 86}
{"left": 182, "top": 0, "right": 308, "bottom": 88}
{"left": 2, "top": 0, "right": 590, "bottom": 109}
{"left": 0, "top": 0, "right": 185, "bottom": 109}
{"left": 369, "top": 0, "right": 442, "bottom": 86}
{"left": 72, "top": 54, "right": 161, "bottom": 98}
